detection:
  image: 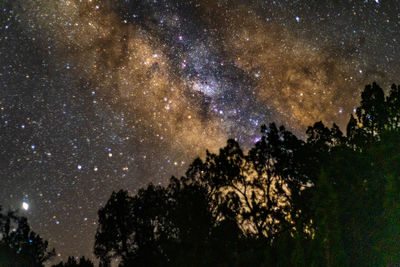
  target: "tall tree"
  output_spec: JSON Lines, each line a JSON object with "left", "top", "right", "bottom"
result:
{"left": 386, "top": 84, "right": 400, "bottom": 129}
{"left": 356, "top": 82, "right": 387, "bottom": 136}
{"left": 94, "top": 190, "right": 135, "bottom": 266}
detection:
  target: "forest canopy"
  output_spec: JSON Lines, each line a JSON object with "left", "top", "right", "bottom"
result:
{"left": 93, "top": 82, "right": 400, "bottom": 267}
{"left": 2, "top": 82, "right": 400, "bottom": 266}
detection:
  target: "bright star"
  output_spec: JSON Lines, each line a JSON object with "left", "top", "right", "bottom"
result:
{"left": 22, "top": 202, "right": 29, "bottom": 211}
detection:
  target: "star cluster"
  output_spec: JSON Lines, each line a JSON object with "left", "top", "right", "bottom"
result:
{"left": 1, "top": 0, "right": 400, "bottom": 263}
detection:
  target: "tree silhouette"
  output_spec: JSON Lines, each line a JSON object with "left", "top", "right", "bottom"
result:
{"left": 52, "top": 256, "right": 94, "bottom": 267}
{"left": 93, "top": 82, "right": 400, "bottom": 266}
{"left": 386, "top": 84, "right": 400, "bottom": 129}
{"left": 0, "top": 207, "right": 55, "bottom": 266}
{"left": 359, "top": 82, "right": 387, "bottom": 130}
{"left": 94, "top": 190, "right": 136, "bottom": 266}
{"left": 1, "top": 82, "right": 400, "bottom": 266}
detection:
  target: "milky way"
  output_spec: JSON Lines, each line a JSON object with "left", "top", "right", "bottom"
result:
{"left": 1, "top": 0, "right": 400, "bottom": 263}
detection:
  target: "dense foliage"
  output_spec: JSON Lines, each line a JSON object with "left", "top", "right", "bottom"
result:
{"left": 53, "top": 256, "right": 94, "bottom": 267}
{"left": 94, "top": 83, "right": 400, "bottom": 266}
{"left": 3, "top": 82, "right": 400, "bottom": 266}
{"left": 0, "top": 207, "right": 55, "bottom": 266}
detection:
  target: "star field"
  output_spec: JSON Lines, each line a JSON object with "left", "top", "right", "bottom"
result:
{"left": 1, "top": 0, "right": 400, "bottom": 264}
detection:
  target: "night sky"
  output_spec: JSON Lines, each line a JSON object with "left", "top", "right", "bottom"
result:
{"left": 1, "top": 0, "right": 400, "bottom": 264}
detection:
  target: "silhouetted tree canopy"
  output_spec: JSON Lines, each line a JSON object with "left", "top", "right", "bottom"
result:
{"left": 5, "top": 82, "right": 399, "bottom": 266}
{"left": 93, "top": 82, "right": 400, "bottom": 266}
{"left": 0, "top": 207, "right": 55, "bottom": 266}
{"left": 52, "top": 256, "right": 94, "bottom": 267}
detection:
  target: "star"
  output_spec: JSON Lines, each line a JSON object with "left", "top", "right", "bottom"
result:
{"left": 22, "top": 202, "right": 29, "bottom": 211}
{"left": 2, "top": 0, "right": 400, "bottom": 264}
